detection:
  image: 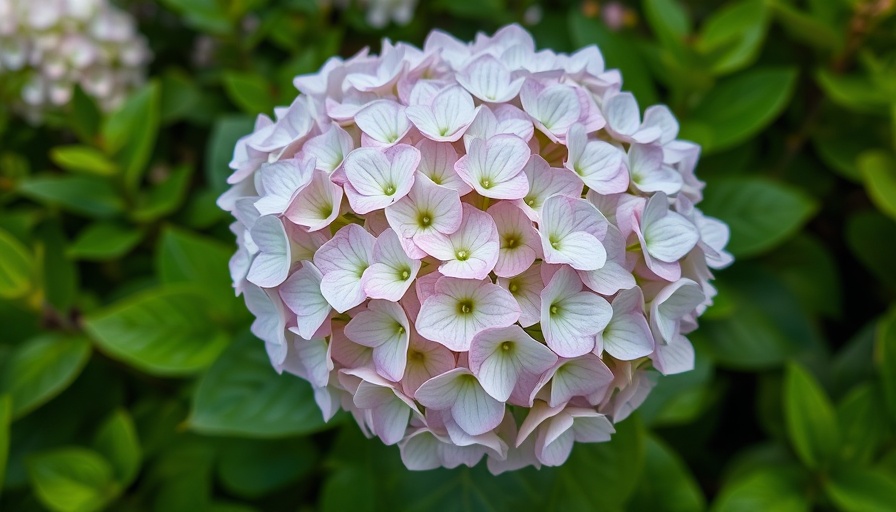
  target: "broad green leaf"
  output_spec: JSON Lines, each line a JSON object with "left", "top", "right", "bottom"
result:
{"left": 643, "top": 0, "right": 691, "bottom": 51}
{"left": 102, "top": 81, "right": 161, "bottom": 191}
{"left": 768, "top": 0, "right": 843, "bottom": 52}
{"left": 156, "top": 226, "right": 241, "bottom": 317}
{"left": 160, "top": 0, "right": 233, "bottom": 34}
{"left": 548, "top": 416, "right": 646, "bottom": 511}
{"left": 17, "top": 175, "right": 124, "bottom": 218}
{"left": 223, "top": 72, "right": 276, "bottom": 115}
{"left": 216, "top": 437, "right": 316, "bottom": 498}
{"left": 93, "top": 410, "right": 141, "bottom": 486}
{"left": 704, "top": 265, "right": 823, "bottom": 369}
{"left": 67, "top": 222, "right": 144, "bottom": 261}
{"left": 50, "top": 146, "right": 118, "bottom": 176}
{"left": 160, "top": 69, "right": 203, "bottom": 123}
{"left": 860, "top": 150, "right": 896, "bottom": 221}
{"left": 762, "top": 234, "right": 841, "bottom": 318}
{"left": 84, "top": 286, "right": 229, "bottom": 377}
{"left": 28, "top": 448, "right": 119, "bottom": 512}
{"left": 68, "top": 87, "right": 101, "bottom": 143}
{"left": 0, "top": 394, "right": 10, "bottom": 499}
{"left": 188, "top": 332, "right": 329, "bottom": 437}
{"left": 0, "top": 334, "right": 91, "bottom": 419}
{"left": 700, "top": 177, "right": 818, "bottom": 257}
{"left": 681, "top": 68, "right": 797, "bottom": 153}
{"left": 877, "top": 310, "right": 896, "bottom": 422}
{"left": 0, "top": 227, "right": 33, "bottom": 299}
{"left": 206, "top": 115, "right": 253, "bottom": 194}
{"left": 712, "top": 467, "right": 809, "bottom": 512}
{"left": 837, "top": 384, "right": 889, "bottom": 465}
{"left": 568, "top": 13, "right": 658, "bottom": 106}
{"left": 628, "top": 436, "right": 705, "bottom": 512}
{"left": 846, "top": 212, "right": 896, "bottom": 290}
{"left": 34, "top": 220, "right": 78, "bottom": 312}
{"left": 321, "top": 424, "right": 552, "bottom": 512}
{"left": 4, "top": 361, "right": 124, "bottom": 489}
{"left": 697, "top": 0, "right": 768, "bottom": 75}
{"left": 816, "top": 69, "right": 892, "bottom": 114}
{"left": 130, "top": 165, "right": 194, "bottom": 222}
{"left": 149, "top": 441, "right": 215, "bottom": 512}
{"left": 833, "top": 321, "right": 876, "bottom": 396}
{"left": 783, "top": 363, "right": 839, "bottom": 469}
{"left": 639, "top": 342, "right": 715, "bottom": 426}
{"left": 825, "top": 468, "right": 896, "bottom": 512}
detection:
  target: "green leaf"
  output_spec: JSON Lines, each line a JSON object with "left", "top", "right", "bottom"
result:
{"left": 712, "top": 467, "right": 809, "bottom": 512}
{"left": 188, "top": 332, "right": 329, "bottom": 438}
{"left": 34, "top": 220, "right": 78, "bottom": 312}
{"left": 84, "top": 286, "right": 229, "bottom": 377}
{"left": 816, "top": 69, "right": 892, "bottom": 114}
{"left": 17, "top": 175, "right": 124, "bottom": 218}
{"left": 548, "top": 416, "right": 646, "bottom": 510}
{"left": 102, "top": 81, "right": 161, "bottom": 191}
{"left": 156, "top": 226, "right": 242, "bottom": 318}
{"left": 762, "top": 234, "right": 841, "bottom": 318}
{"left": 130, "top": 165, "right": 194, "bottom": 223}
{"left": 93, "top": 410, "right": 141, "bottom": 486}
{"left": 643, "top": 0, "right": 691, "bottom": 50}
{"left": 223, "top": 72, "right": 276, "bottom": 115}
{"left": 860, "top": 150, "right": 896, "bottom": 221}
{"left": 68, "top": 87, "right": 101, "bottom": 143}
{"left": 159, "top": 0, "right": 233, "bottom": 34}
{"left": 50, "top": 146, "right": 118, "bottom": 176}
{"left": 216, "top": 437, "right": 316, "bottom": 498}
{"left": 0, "top": 334, "right": 91, "bottom": 419}
{"left": 568, "top": 12, "right": 658, "bottom": 106}
{"left": 206, "top": 115, "right": 253, "bottom": 194}
{"left": 160, "top": 69, "right": 203, "bottom": 123}
{"left": 628, "top": 436, "right": 705, "bottom": 512}
{"left": 67, "top": 222, "right": 144, "bottom": 261}
{"left": 696, "top": 0, "right": 768, "bottom": 75}
{"left": 0, "top": 227, "right": 33, "bottom": 299}
{"left": 846, "top": 212, "right": 896, "bottom": 290}
{"left": 876, "top": 310, "right": 896, "bottom": 422}
{"left": 837, "top": 384, "right": 889, "bottom": 465}
{"left": 768, "top": 0, "right": 843, "bottom": 52}
{"left": 701, "top": 177, "right": 818, "bottom": 257}
{"left": 704, "top": 265, "right": 823, "bottom": 369}
{"left": 825, "top": 468, "right": 896, "bottom": 512}
{"left": 783, "top": 363, "right": 839, "bottom": 469}
{"left": 28, "top": 448, "right": 119, "bottom": 512}
{"left": 0, "top": 394, "right": 10, "bottom": 499}
{"left": 681, "top": 68, "right": 797, "bottom": 153}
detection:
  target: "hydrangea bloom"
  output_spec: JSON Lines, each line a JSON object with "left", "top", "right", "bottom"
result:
{"left": 219, "top": 24, "right": 733, "bottom": 473}
{"left": 0, "top": 0, "right": 150, "bottom": 121}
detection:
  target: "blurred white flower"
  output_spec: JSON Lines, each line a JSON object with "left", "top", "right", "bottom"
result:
{"left": 0, "top": 0, "right": 151, "bottom": 121}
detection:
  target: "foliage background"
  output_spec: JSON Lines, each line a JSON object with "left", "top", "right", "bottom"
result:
{"left": 1, "top": 0, "right": 896, "bottom": 510}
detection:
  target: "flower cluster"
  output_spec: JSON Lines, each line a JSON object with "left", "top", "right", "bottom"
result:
{"left": 219, "top": 24, "right": 732, "bottom": 473}
{"left": 0, "top": 0, "right": 150, "bottom": 121}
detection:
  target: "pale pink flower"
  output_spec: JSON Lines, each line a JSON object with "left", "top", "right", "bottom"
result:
{"left": 220, "top": 24, "right": 730, "bottom": 472}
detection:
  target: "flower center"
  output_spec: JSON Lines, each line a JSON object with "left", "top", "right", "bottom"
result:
{"left": 410, "top": 350, "right": 425, "bottom": 362}
{"left": 418, "top": 212, "right": 433, "bottom": 227}
{"left": 550, "top": 303, "right": 560, "bottom": 316}
{"left": 508, "top": 281, "right": 520, "bottom": 293}
{"left": 399, "top": 268, "right": 411, "bottom": 280}
{"left": 455, "top": 249, "right": 470, "bottom": 261}
{"left": 502, "top": 235, "right": 520, "bottom": 249}
{"left": 501, "top": 341, "right": 513, "bottom": 351}
{"left": 457, "top": 300, "right": 474, "bottom": 315}
{"left": 480, "top": 178, "right": 492, "bottom": 189}
{"left": 525, "top": 197, "right": 536, "bottom": 207}
{"left": 384, "top": 184, "right": 396, "bottom": 195}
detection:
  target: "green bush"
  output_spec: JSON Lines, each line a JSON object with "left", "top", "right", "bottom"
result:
{"left": 2, "top": 0, "right": 896, "bottom": 510}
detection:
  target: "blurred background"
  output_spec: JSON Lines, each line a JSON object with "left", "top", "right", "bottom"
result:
{"left": 1, "top": 0, "right": 896, "bottom": 510}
